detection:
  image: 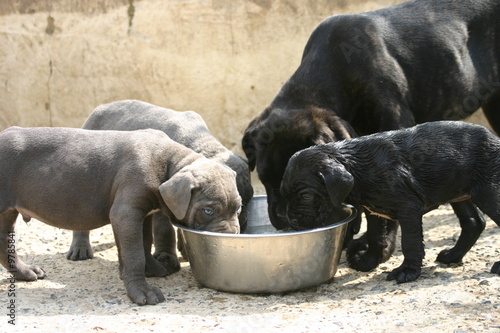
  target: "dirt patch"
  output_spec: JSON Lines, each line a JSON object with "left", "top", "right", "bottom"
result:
{"left": 1, "top": 203, "right": 499, "bottom": 332}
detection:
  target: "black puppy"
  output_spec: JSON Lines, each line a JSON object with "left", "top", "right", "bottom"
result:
{"left": 281, "top": 121, "right": 500, "bottom": 283}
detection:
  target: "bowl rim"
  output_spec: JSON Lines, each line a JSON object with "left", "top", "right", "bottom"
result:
{"left": 172, "top": 203, "right": 356, "bottom": 238}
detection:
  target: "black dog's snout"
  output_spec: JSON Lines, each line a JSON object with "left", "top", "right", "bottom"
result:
{"left": 276, "top": 209, "right": 288, "bottom": 219}
{"left": 288, "top": 218, "right": 307, "bottom": 231}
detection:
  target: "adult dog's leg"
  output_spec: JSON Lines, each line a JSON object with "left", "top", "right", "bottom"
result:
{"left": 437, "top": 201, "right": 485, "bottom": 264}
{"left": 347, "top": 213, "right": 398, "bottom": 272}
{"left": 67, "top": 231, "right": 93, "bottom": 261}
{"left": 152, "top": 213, "right": 180, "bottom": 274}
{"left": 0, "top": 210, "right": 46, "bottom": 281}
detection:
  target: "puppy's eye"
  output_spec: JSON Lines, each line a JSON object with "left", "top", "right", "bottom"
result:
{"left": 301, "top": 193, "right": 313, "bottom": 202}
{"left": 203, "top": 208, "right": 214, "bottom": 216}
{"left": 236, "top": 205, "right": 242, "bottom": 215}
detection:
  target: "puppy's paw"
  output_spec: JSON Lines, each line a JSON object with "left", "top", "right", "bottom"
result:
{"left": 347, "top": 250, "right": 381, "bottom": 272}
{"left": 14, "top": 264, "right": 46, "bottom": 281}
{"left": 436, "top": 248, "right": 463, "bottom": 265}
{"left": 66, "top": 246, "right": 94, "bottom": 261}
{"left": 347, "top": 236, "right": 383, "bottom": 271}
{"left": 153, "top": 251, "right": 181, "bottom": 275}
{"left": 346, "top": 235, "right": 368, "bottom": 257}
{"left": 127, "top": 282, "right": 165, "bottom": 306}
{"left": 490, "top": 261, "right": 500, "bottom": 274}
{"left": 145, "top": 256, "right": 169, "bottom": 278}
{"left": 387, "top": 262, "right": 421, "bottom": 283}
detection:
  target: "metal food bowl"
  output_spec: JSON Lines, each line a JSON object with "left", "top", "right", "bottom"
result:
{"left": 174, "top": 195, "right": 356, "bottom": 294}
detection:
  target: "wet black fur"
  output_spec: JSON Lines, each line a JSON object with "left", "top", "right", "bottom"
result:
{"left": 243, "top": 0, "right": 500, "bottom": 272}
{"left": 282, "top": 121, "right": 500, "bottom": 283}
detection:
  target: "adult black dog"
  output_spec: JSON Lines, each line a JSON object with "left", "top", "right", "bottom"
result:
{"left": 281, "top": 121, "right": 500, "bottom": 283}
{"left": 242, "top": 0, "right": 500, "bottom": 272}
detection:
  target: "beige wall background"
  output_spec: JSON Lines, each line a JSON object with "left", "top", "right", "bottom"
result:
{"left": 0, "top": 0, "right": 488, "bottom": 154}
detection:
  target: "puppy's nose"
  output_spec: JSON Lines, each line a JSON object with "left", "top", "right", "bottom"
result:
{"left": 289, "top": 218, "right": 301, "bottom": 230}
{"left": 275, "top": 202, "right": 289, "bottom": 220}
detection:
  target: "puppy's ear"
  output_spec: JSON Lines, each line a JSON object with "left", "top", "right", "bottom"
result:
{"left": 159, "top": 173, "right": 195, "bottom": 220}
{"left": 320, "top": 165, "right": 354, "bottom": 207}
{"left": 242, "top": 130, "right": 256, "bottom": 171}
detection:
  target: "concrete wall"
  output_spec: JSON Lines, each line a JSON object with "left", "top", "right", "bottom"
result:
{"left": 0, "top": 0, "right": 489, "bottom": 154}
{"left": 0, "top": 0, "right": 407, "bottom": 152}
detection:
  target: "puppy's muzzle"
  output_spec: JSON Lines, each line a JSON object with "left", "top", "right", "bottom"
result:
{"left": 288, "top": 218, "right": 300, "bottom": 229}
{"left": 205, "top": 220, "right": 240, "bottom": 234}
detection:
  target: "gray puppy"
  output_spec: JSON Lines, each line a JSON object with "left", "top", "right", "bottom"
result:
{"left": 0, "top": 126, "right": 241, "bottom": 305}
{"left": 67, "top": 100, "right": 253, "bottom": 273}
{"left": 281, "top": 121, "right": 500, "bottom": 283}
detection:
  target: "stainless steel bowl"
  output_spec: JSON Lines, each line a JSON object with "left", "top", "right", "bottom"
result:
{"left": 174, "top": 195, "right": 356, "bottom": 293}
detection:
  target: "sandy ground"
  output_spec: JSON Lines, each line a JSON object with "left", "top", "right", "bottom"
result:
{"left": 1, "top": 202, "right": 499, "bottom": 332}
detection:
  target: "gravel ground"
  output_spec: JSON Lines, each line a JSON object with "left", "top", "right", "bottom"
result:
{"left": 1, "top": 202, "right": 499, "bottom": 332}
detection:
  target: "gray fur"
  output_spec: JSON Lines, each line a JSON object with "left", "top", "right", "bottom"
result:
{"left": 67, "top": 100, "right": 253, "bottom": 273}
{"left": 0, "top": 126, "right": 241, "bottom": 305}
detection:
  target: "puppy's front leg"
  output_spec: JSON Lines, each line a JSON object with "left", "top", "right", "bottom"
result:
{"left": 152, "top": 213, "right": 181, "bottom": 274}
{"left": 387, "top": 212, "right": 424, "bottom": 283}
{"left": 110, "top": 207, "right": 165, "bottom": 306}
{"left": 143, "top": 215, "right": 169, "bottom": 278}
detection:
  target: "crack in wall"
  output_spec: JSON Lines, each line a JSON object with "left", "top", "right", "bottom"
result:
{"left": 46, "top": 59, "right": 53, "bottom": 127}
{"left": 45, "top": 15, "right": 55, "bottom": 35}
{"left": 45, "top": 14, "right": 54, "bottom": 127}
{"left": 127, "top": 0, "right": 135, "bottom": 35}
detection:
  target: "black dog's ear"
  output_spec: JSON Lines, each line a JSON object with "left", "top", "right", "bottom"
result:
{"left": 329, "top": 115, "right": 357, "bottom": 140}
{"left": 320, "top": 165, "right": 354, "bottom": 207}
{"left": 241, "top": 130, "right": 256, "bottom": 171}
{"left": 311, "top": 109, "right": 357, "bottom": 145}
